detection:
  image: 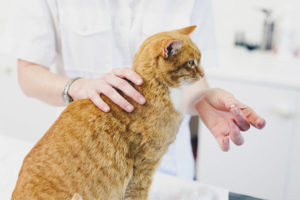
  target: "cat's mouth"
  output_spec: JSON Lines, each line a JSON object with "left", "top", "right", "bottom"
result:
{"left": 185, "top": 66, "right": 205, "bottom": 84}
{"left": 181, "top": 74, "right": 204, "bottom": 86}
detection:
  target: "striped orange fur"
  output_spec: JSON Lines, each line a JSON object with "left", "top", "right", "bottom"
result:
{"left": 12, "top": 26, "right": 204, "bottom": 200}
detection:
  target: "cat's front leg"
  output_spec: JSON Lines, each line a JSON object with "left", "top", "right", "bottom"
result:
{"left": 124, "top": 159, "right": 160, "bottom": 200}
{"left": 124, "top": 169, "right": 153, "bottom": 200}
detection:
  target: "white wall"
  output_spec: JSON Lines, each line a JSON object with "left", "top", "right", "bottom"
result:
{"left": 0, "top": 0, "right": 12, "bottom": 34}
{"left": 0, "top": 0, "right": 15, "bottom": 68}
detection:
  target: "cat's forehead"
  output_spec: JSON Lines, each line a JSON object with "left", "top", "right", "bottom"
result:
{"left": 182, "top": 40, "right": 201, "bottom": 58}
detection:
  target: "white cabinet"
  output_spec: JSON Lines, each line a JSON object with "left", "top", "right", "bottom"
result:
{"left": 196, "top": 77, "right": 299, "bottom": 200}
{"left": 285, "top": 92, "right": 300, "bottom": 199}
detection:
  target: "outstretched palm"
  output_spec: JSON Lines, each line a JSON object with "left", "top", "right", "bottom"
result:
{"left": 195, "top": 88, "right": 266, "bottom": 151}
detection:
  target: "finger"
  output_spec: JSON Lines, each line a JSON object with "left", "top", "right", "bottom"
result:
{"left": 229, "top": 121, "right": 244, "bottom": 146}
{"left": 105, "top": 75, "right": 145, "bottom": 105}
{"left": 210, "top": 123, "right": 230, "bottom": 152}
{"left": 216, "top": 136, "right": 230, "bottom": 152}
{"left": 256, "top": 118, "right": 266, "bottom": 129}
{"left": 87, "top": 90, "right": 110, "bottom": 112}
{"left": 241, "top": 107, "right": 266, "bottom": 129}
{"left": 230, "top": 105, "right": 250, "bottom": 131}
{"left": 99, "top": 85, "right": 134, "bottom": 112}
{"left": 112, "top": 68, "right": 143, "bottom": 85}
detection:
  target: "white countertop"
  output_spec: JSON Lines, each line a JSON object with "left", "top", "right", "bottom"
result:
{"left": 205, "top": 48, "right": 300, "bottom": 90}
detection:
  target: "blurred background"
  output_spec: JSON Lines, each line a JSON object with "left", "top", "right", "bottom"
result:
{"left": 197, "top": 1, "right": 300, "bottom": 200}
{"left": 0, "top": 0, "right": 299, "bottom": 199}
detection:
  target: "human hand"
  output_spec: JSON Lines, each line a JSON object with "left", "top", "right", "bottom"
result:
{"left": 68, "top": 68, "right": 146, "bottom": 112}
{"left": 195, "top": 88, "right": 266, "bottom": 151}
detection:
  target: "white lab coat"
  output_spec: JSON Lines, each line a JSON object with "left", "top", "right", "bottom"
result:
{"left": 1, "top": 0, "right": 217, "bottom": 180}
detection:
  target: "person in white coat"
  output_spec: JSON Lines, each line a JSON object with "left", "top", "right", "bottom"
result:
{"left": 1, "top": 0, "right": 265, "bottom": 181}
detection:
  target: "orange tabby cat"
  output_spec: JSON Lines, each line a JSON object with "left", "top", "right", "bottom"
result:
{"left": 12, "top": 26, "right": 204, "bottom": 200}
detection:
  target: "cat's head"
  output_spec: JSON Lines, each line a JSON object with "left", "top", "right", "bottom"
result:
{"left": 134, "top": 26, "right": 204, "bottom": 88}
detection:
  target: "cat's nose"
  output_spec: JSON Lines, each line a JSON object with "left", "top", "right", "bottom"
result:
{"left": 199, "top": 70, "right": 205, "bottom": 78}
{"left": 196, "top": 65, "right": 205, "bottom": 78}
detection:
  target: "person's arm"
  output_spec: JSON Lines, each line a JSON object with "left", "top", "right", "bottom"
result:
{"left": 18, "top": 59, "right": 69, "bottom": 106}
{"left": 18, "top": 59, "right": 146, "bottom": 112}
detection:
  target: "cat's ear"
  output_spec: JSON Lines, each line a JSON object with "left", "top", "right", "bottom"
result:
{"left": 176, "top": 25, "right": 197, "bottom": 35}
{"left": 163, "top": 40, "right": 183, "bottom": 58}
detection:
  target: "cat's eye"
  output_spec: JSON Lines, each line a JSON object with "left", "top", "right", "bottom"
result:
{"left": 187, "top": 60, "right": 196, "bottom": 67}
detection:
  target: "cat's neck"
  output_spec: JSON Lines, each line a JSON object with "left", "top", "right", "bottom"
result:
{"left": 133, "top": 65, "right": 167, "bottom": 98}
{"left": 132, "top": 65, "right": 184, "bottom": 115}
{"left": 133, "top": 64, "right": 159, "bottom": 86}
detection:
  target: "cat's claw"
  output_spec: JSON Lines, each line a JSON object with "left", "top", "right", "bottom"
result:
{"left": 71, "top": 193, "right": 83, "bottom": 200}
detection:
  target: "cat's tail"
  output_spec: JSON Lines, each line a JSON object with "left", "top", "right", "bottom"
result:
{"left": 72, "top": 193, "right": 83, "bottom": 200}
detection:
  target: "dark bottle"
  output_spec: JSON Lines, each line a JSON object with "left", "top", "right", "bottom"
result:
{"left": 261, "top": 9, "right": 275, "bottom": 51}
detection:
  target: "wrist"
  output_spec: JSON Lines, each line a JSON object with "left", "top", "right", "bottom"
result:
{"left": 193, "top": 88, "right": 215, "bottom": 113}
{"left": 194, "top": 96, "right": 207, "bottom": 110}
{"left": 62, "top": 77, "right": 82, "bottom": 105}
{"left": 194, "top": 88, "right": 224, "bottom": 114}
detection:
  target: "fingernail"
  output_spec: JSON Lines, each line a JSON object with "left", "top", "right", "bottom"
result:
{"left": 223, "top": 137, "right": 229, "bottom": 145}
{"left": 237, "top": 136, "right": 244, "bottom": 145}
{"left": 223, "top": 137, "right": 230, "bottom": 151}
{"left": 139, "top": 97, "right": 146, "bottom": 104}
{"left": 137, "top": 79, "right": 143, "bottom": 85}
{"left": 103, "top": 106, "right": 110, "bottom": 112}
{"left": 126, "top": 105, "right": 134, "bottom": 112}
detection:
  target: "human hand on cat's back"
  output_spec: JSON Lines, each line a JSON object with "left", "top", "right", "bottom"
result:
{"left": 68, "top": 68, "right": 146, "bottom": 112}
{"left": 195, "top": 88, "right": 266, "bottom": 151}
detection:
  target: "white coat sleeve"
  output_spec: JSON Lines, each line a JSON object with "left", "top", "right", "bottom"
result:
{"left": 190, "top": 0, "right": 218, "bottom": 68}
{"left": 0, "top": 0, "right": 57, "bottom": 68}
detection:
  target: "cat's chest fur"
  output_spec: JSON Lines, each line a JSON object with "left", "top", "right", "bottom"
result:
{"left": 123, "top": 83, "right": 184, "bottom": 154}
{"left": 147, "top": 86, "right": 184, "bottom": 143}
{"left": 169, "top": 87, "right": 184, "bottom": 114}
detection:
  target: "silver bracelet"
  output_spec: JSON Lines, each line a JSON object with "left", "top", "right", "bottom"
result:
{"left": 61, "top": 77, "right": 81, "bottom": 105}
